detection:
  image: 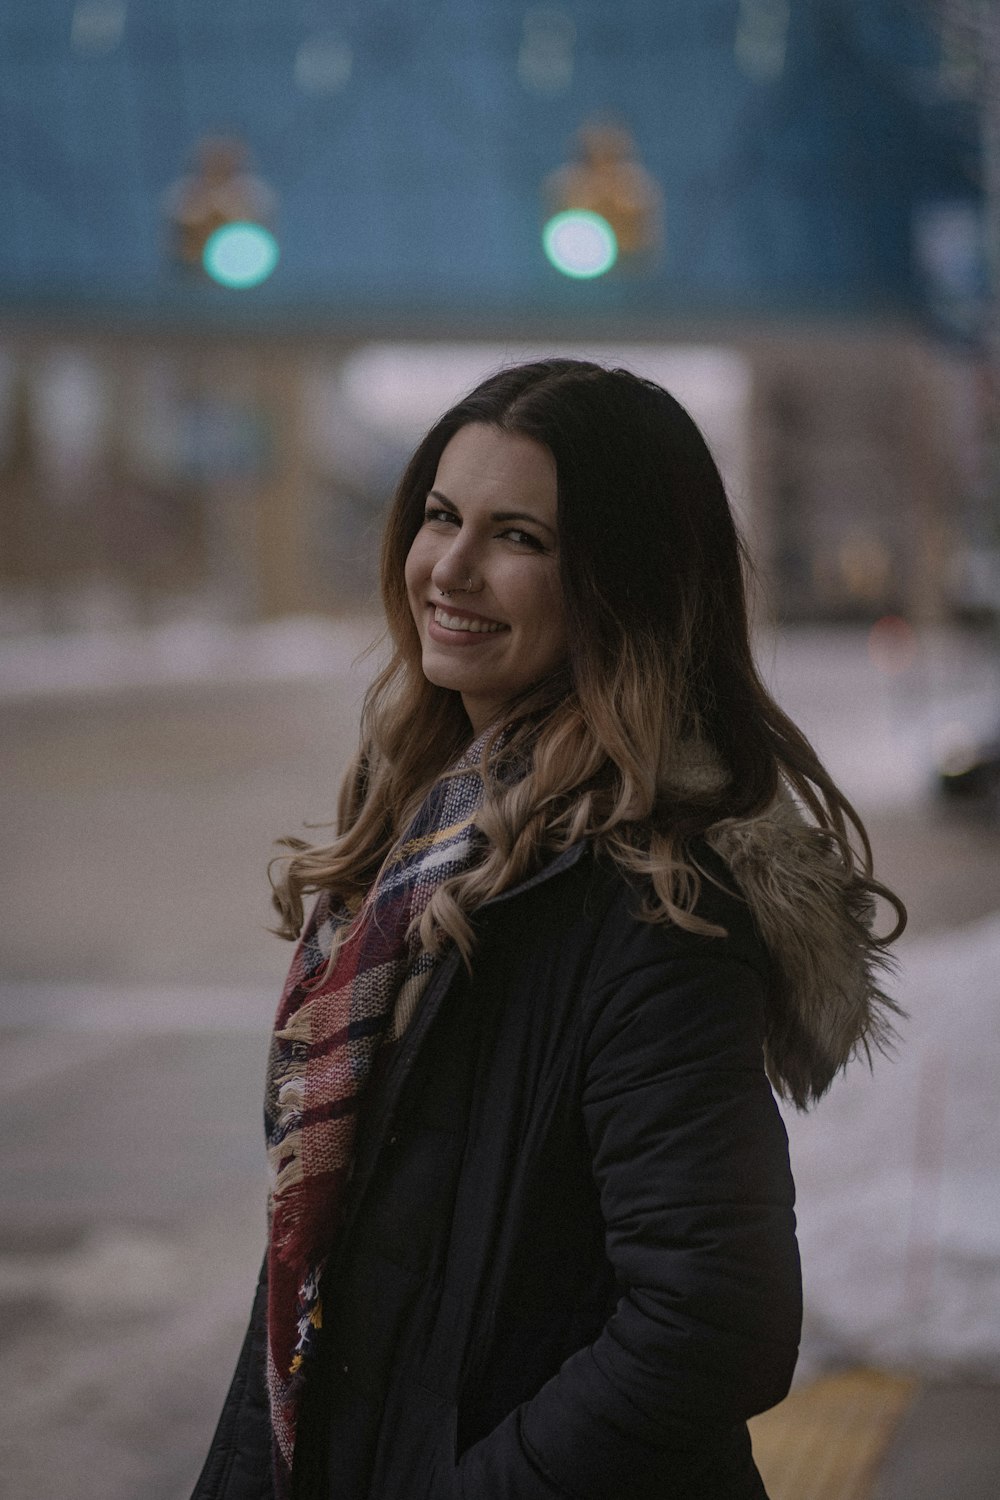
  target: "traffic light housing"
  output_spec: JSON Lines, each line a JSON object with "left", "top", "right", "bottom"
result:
{"left": 542, "top": 121, "right": 662, "bottom": 279}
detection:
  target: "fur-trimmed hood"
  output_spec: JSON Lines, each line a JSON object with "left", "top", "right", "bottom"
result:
{"left": 704, "top": 792, "right": 901, "bottom": 1110}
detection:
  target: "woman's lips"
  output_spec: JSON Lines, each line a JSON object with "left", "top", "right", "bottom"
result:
{"left": 426, "top": 603, "right": 510, "bottom": 644}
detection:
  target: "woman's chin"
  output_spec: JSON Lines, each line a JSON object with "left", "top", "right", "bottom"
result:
{"left": 421, "top": 646, "right": 500, "bottom": 694}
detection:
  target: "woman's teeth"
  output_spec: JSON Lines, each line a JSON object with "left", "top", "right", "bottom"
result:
{"left": 434, "top": 607, "right": 506, "bottom": 634}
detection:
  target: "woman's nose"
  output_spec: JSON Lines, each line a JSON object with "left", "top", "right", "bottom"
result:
{"left": 431, "top": 536, "right": 477, "bottom": 593}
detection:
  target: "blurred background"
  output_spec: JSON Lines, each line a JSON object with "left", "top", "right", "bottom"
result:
{"left": 1, "top": 1, "right": 999, "bottom": 1497}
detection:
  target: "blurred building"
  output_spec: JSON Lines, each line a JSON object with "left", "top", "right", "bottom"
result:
{"left": 0, "top": 0, "right": 987, "bottom": 628}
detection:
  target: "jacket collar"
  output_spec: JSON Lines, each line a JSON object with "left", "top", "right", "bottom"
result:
{"left": 477, "top": 840, "right": 587, "bottom": 910}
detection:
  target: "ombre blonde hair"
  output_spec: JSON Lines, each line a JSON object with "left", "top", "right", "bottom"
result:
{"left": 271, "top": 360, "right": 905, "bottom": 961}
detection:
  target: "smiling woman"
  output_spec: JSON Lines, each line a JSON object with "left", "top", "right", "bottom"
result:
{"left": 404, "top": 424, "right": 566, "bottom": 732}
{"left": 191, "top": 360, "right": 906, "bottom": 1500}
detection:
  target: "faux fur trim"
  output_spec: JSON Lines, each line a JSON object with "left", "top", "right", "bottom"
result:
{"left": 706, "top": 793, "right": 902, "bottom": 1109}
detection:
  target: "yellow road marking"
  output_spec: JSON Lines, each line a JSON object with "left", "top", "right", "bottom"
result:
{"left": 750, "top": 1368, "right": 918, "bottom": 1500}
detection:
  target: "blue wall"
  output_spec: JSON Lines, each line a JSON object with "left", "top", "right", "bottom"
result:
{"left": 0, "top": 0, "right": 981, "bottom": 330}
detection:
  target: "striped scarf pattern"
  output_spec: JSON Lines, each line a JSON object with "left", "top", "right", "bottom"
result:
{"left": 263, "top": 727, "right": 506, "bottom": 1495}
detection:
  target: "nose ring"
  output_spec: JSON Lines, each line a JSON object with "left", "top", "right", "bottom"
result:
{"left": 438, "top": 575, "right": 479, "bottom": 597}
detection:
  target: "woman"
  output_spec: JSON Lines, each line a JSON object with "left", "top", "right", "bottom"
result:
{"left": 192, "top": 359, "right": 904, "bottom": 1500}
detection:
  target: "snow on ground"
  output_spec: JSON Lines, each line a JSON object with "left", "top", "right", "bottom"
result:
{"left": 0, "top": 613, "right": 384, "bottom": 701}
{"left": 787, "top": 913, "right": 1000, "bottom": 1381}
{"left": 756, "top": 625, "right": 1000, "bottom": 815}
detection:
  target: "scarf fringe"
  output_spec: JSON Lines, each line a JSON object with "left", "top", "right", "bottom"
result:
{"left": 263, "top": 726, "right": 510, "bottom": 1497}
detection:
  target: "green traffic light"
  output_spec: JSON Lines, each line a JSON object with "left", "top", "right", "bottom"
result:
{"left": 203, "top": 222, "right": 279, "bottom": 289}
{"left": 542, "top": 210, "right": 618, "bottom": 279}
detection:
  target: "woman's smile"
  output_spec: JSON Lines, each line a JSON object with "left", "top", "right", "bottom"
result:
{"left": 427, "top": 603, "right": 510, "bottom": 639}
{"left": 404, "top": 422, "right": 566, "bottom": 730}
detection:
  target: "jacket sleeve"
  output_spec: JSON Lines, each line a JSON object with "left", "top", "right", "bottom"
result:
{"left": 452, "top": 925, "right": 801, "bottom": 1499}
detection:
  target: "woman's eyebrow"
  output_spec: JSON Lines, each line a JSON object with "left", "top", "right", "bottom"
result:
{"left": 427, "top": 489, "right": 556, "bottom": 538}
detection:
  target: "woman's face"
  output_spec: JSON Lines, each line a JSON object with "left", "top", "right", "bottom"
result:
{"left": 404, "top": 422, "right": 567, "bottom": 734}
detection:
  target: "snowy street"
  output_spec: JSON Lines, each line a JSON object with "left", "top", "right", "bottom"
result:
{"left": 1, "top": 619, "right": 999, "bottom": 1498}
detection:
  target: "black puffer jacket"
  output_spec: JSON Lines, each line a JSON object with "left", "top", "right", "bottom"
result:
{"left": 192, "top": 840, "right": 807, "bottom": 1500}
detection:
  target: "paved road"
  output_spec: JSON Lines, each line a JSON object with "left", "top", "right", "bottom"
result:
{"left": 1, "top": 623, "right": 998, "bottom": 1499}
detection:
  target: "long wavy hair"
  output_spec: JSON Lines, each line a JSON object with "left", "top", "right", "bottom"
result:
{"left": 272, "top": 358, "right": 905, "bottom": 961}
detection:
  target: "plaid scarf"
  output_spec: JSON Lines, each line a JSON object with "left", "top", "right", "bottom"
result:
{"left": 263, "top": 726, "right": 512, "bottom": 1496}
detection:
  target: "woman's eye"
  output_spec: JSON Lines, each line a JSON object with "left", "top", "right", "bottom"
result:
{"left": 503, "top": 528, "right": 544, "bottom": 549}
{"left": 424, "top": 508, "right": 458, "bottom": 526}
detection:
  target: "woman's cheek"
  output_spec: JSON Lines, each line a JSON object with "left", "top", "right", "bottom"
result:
{"left": 403, "top": 539, "right": 428, "bottom": 595}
